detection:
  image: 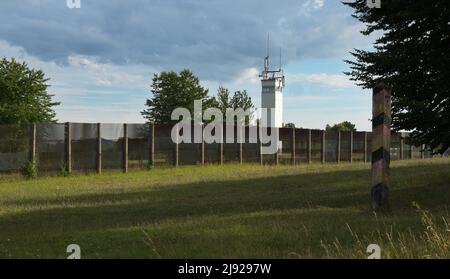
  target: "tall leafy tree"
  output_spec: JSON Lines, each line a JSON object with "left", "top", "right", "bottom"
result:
{"left": 326, "top": 121, "right": 357, "bottom": 132}
{"left": 214, "top": 86, "right": 231, "bottom": 117}
{"left": 142, "top": 69, "right": 213, "bottom": 124}
{"left": 212, "top": 87, "right": 255, "bottom": 125}
{"left": 0, "top": 58, "right": 59, "bottom": 124}
{"left": 343, "top": 0, "right": 450, "bottom": 153}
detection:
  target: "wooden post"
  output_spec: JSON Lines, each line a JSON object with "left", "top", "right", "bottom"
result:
{"left": 175, "top": 123, "right": 179, "bottom": 167}
{"left": 337, "top": 131, "right": 341, "bottom": 164}
{"left": 400, "top": 134, "right": 404, "bottom": 160}
{"left": 239, "top": 126, "right": 243, "bottom": 165}
{"left": 149, "top": 123, "right": 155, "bottom": 169}
{"left": 65, "top": 122, "right": 72, "bottom": 174}
{"left": 219, "top": 124, "right": 223, "bottom": 165}
{"left": 30, "top": 123, "right": 37, "bottom": 163}
{"left": 307, "top": 129, "right": 312, "bottom": 164}
{"left": 371, "top": 84, "right": 391, "bottom": 210}
{"left": 123, "top": 124, "right": 128, "bottom": 173}
{"left": 364, "top": 132, "right": 368, "bottom": 163}
{"left": 409, "top": 142, "right": 413, "bottom": 160}
{"left": 421, "top": 144, "right": 426, "bottom": 159}
{"left": 322, "top": 130, "right": 326, "bottom": 164}
{"left": 259, "top": 124, "right": 263, "bottom": 165}
{"left": 350, "top": 131, "right": 354, "bottom": 163}
{"left": 201, "top": 124, "right": 205, "bottom": 166}
{"left": 275, "top": 128, "right": 279, "bottom": 165}
{"left": 292, "top": 128, "right": 296, "bottom": 165}
{"left": 96, "top": 123, "right": 102, "bottom": 174}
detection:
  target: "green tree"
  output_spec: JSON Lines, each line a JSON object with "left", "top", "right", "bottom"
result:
{"left": 343, "top": 0, "right": 450, "bottom": 153}
{"left": 0, "top": 58, "right": 59, "bottom": 124}
{"left": 326, "top": 121, "right": 356, "bottom": 132}
{"left": 214, "top": 86, "right": 231, "bottom": 117}
{"left": 141, "top": 69, "right": 213, "bottom": 124}
{"left": 283, "top": 123, "right": 296, "bottom": 128}
{"left": 212, "top": 87, "right": 255, "bottom": 125}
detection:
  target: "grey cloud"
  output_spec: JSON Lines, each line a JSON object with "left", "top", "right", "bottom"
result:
{"left": 0, "top": 0, "right": 371, "bottom": 81}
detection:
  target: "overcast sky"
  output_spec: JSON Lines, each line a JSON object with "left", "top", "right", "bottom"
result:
{"left": 0, "top": 0, "right": 378, "bottom": 130}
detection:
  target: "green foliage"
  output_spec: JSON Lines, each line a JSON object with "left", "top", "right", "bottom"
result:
{"left": 343, "top": 0, "right": 450, "bottom": 153}
{"left": 0, "top": 58, "right": 59, "bottom": 125}
{"left": 283, "top": 123, "right": 296, "bottom": 128}
{"left": 325, "top": 121, "right": 356, "bottom": 132}
{"left": 212, "top": 87, "right": 255, "bottom": 125}
{"left": 141, "top": 69, "right": 214, "bottom": 124}
{"left": 22, "top": 159, "right": 38, "bottom": 179}
{"left": 59, "top": 163, "right": 69, "bottom": 177}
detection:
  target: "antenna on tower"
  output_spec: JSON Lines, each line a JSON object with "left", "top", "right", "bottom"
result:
{"left": 279, "top": 48, "right": 282, "bottom": 71}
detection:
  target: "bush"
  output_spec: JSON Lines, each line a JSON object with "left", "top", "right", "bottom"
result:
{"left": 22, "top": 159, "right": 38, "bottom": 179}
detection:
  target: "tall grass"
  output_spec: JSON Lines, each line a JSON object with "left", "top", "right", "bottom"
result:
{"left": 320, "top": 203, "right": 450, "bottom": 259}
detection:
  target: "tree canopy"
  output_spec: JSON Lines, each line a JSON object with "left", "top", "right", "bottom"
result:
{"left": 326, "top": 121, "right": 357, "bottom": 132}
{"left": 343, "top": 0, "right": 450, "bottom": 153}
{"left": 141, "top": 69, "right": 214, "bottom": 124}
{"left": 0, "top": 58, "right": 59, "bottom": 125}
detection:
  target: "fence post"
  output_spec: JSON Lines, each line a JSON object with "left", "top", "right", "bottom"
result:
{"left": 337, "top": 131, "right": 341, "bottom": 164}
{"left": 219, "top": 124, "right": 223, "bottom": 165}
{"left": 292, "top": 128, "right": 296, "bottom": 165}
{"left": 96, "top": 123, "right": 102, "bottom": 174}
{"left": 239, "top": 126, "right": 243, "bottom": 164}
{"left": 400, "top": 134, "right": 404, "bottom": 160}
{"left": 409, "top": 142, "right": 413, "bottom": 159}
{"left": 421, "top": 144, "right": 426, "bottom": 159}
{"left": 371, "top": 84, "right": 391, "bottom": 210}
{"left": 65, "top": 122, "right": 72, "bottom": 174}
{"left": 123, "top": 123, "right": 128, "bottom": 173}
{"left": 364, "top": 132, "right": 368, "bottom": 163}
{"left": 175, "top": 123, "right": 179, "bottom": 167}
{"left": 201, "top": 124, "right": 205, "bottom": 166}
{"left": 307, "top": 129, "right": 312, "bottom": 164}
{"left": 149, "top": 123, "right": 155, "bottom": 169}
{"left": 30, "top": 123, "right": 37, "bottom": 163}
{"left": 350, "top": 131, "right": 354, "bottom": 163}
{"left": 259, "top": 124, "right": 263, "bottom": 165}
{"left": 275, "top": 128, "right": 279, "bottom": 165}
{"left": 322, "top": 130, "right": 326, "bottom": 164}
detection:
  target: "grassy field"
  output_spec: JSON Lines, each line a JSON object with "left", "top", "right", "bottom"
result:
{"left": 0, "top": 158, "right": 449, "bottom": 259}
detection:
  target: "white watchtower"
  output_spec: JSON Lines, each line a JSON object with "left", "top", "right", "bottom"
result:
{"left": 260, "top": 44, "right": 284, "bottom": 128}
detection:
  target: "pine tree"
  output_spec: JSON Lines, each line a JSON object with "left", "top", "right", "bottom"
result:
{"left": 343, "top": 0, "right": 450, "bottom": 153}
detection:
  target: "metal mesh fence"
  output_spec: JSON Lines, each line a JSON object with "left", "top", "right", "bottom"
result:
{"left": 155, "top": 124, "right": 175, "bottom": 167}
{"left": 128, "top": 124, "right": 150, "bottom": 170}
{"left": 353, "top": 132, "right": 366, "bottom": 162}
{"left": 295, "top": 129, "right": 308, "bottom": 163}
{"left": 325, "top": 130, "right": 338, "bottom": 163}
{"left": 0, "top": 123, "right": 447, "bottom": 175}
{"left": 101, "top": 124, "right": 124, "bottom": 170}
{"left": 223, "top": 125, "right": 239, "bottom": 163}
{"left": 340, "top": 131, "right": 351, "bottom": 162}
{"left": 179, "top": 124, "right": 201, "bottom": 166}
{"left": 391, "top": 132, "right": 401, "bottom": 160}
{"left": 71, "top": 123, "right": 97, "bottom": 172}
{"left": 279, "top": 128, "right": 293, "bottom": 164}
{"left": 0, "top": 124, "right": 30, "bottom": 171}
{"left": 242, "top": 126, "right": 259, "bottom": 163}
{"left": 36, "top": 123, "right": 65, "bottom": 172}
{"left": 311, "top": 130, "right": 323, "bottom": 162}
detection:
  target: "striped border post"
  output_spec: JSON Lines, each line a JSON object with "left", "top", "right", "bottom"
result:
{"left": 371, "top": 84, "right": 391, "bottom": 210}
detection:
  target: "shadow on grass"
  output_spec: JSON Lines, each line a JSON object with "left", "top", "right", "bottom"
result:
{"left": 0, "top": 161, "right": 449, "bottom": 238}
